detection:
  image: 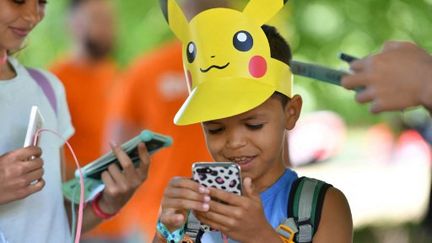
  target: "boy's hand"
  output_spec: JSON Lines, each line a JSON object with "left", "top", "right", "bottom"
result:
{"left": 160, "top": 177, "right": 210, "bottom": 232}
{"left": 0, "top": 146, "right": 45, "bottom": 204}
{"left": 195, "top": 177, "right": 280, "bottom": 243}
{"left": 98, "top": 142, "right": 150, "bottom": 214}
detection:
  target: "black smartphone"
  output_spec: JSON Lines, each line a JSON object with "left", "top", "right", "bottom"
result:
{"left": 79, "top": 130, "right": 172, "bottom": 180}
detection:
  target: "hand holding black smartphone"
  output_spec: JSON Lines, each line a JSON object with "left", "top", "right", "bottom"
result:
{"left": 79, "top": 130, "right": 172, "bottom": 179}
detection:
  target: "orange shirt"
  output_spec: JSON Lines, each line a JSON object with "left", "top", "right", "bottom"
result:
{"left": 107, "top": 41, "right": 212, "bottom": 238}
{"left": 51, "top": 58, "right": 117, "bottom": 167}
{"left": 50, "top": 58, "right": 126, "bottom": 237}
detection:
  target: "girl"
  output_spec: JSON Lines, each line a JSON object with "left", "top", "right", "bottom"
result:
{"left": 0, "top": 1, "right": 150, "bottom": 242}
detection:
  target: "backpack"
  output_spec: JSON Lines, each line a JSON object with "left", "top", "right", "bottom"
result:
{"left": 183, "top": 176, "right": 332, "bottom": 243}
{"left": 26, "top": 68, "right": 58, "bottom": 115}
{"left": 283, "top": 177, "right": 332, "bottom": 243}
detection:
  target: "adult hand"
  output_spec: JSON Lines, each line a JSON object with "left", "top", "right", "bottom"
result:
{"left": 0, "top": 146, "right": 44, "bottom": 204}
{"left": 341, "top": 41, "right": 432, "bottom": 113}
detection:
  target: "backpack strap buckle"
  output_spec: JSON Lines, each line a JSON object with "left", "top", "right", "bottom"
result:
{"left": 276, "top": 218, "right": 298, "bottom": 243}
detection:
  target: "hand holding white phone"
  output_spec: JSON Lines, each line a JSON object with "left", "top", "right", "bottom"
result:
{"left": 23, "top": 106, "right": 44, "bottom": 147}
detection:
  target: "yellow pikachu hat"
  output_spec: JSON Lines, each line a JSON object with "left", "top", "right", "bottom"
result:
{"left": 161, "top": 0, "right": 292, "bottom": 125}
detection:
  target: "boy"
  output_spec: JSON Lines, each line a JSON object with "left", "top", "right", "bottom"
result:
{"left": 154, "top": 0, "right": 352, "bottom": 242}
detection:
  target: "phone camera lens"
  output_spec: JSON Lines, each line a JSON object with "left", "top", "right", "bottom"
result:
{"left": 197, "top": 168, "right": 206, "bottom": 174}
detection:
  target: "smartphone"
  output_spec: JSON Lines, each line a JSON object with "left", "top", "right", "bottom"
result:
{"left": 290, "top": 60, "right": 349, "bottom": 87}
{"left": 192, "top": 162, "right": 242, "bottom": 232}
{"left": 192, "top": 162, "right": 242, "bottom": 194}
{"left": 78, "top": 130, "right": 173, "bottom": 180}
{"left": 23, "top": 106, "right": 44, "bottom": 147}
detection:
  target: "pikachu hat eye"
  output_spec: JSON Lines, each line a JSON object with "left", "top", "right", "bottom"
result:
{"left": 186, "top": 41, "right": 197, "bottom": 63}
{"left": 233, "top": 30, "right": 253, "bottom": 52}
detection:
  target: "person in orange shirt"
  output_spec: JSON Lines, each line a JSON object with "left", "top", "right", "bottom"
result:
{"left": 51, "top": 0, "right": 117, "bottom": 176}
{"left": 105, "top": 0, "right": 230, "bottom": 240}
{"left": 50, "top": 0, "right": 138, "bottom": 242}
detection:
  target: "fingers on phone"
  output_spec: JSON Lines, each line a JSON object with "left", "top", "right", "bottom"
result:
{"left": 101, "top": 170, "right": 116, "bottom": 189}
{"left": 165, "top": 186, "right": 210, "bottom": 203}
{"left": 169, "top": 177, "right": 199, "bottom": 190}
{"left": 15, "top": 146, "right": 42, "bottom": 161}
{"left": 110, "top": 144, "right": 133, "bottom": 173}
{"left": 25, "top": 168, "right": 44, "bottom": 184}
{"left": 164, "top": 178, "right": 210, "bottom": 211}
{"left": 23, "top": 157, "right": 44, "bottom": 173}
{"left": 16, "top": 179, "right": 45, "bottom": 200}
{"left": 341, "top": 73, "right": 367, "bottom": 90}
{"left": 29, "top": 178, "right": 45, "bottom": 193}
{"left": 164, "top": 198, "right": 209, "bottom": 212}
{"left": 355, "top": 88, "right": 374, "bottom": 104}
{"left": 137, "top": 142, "right": 150, "bottom": 179}
{"left": 108, "top": 163, "right": 135, "bottom": 192}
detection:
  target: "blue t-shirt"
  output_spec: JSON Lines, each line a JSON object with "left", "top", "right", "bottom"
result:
{"left": 201, "top": 169, "right": 298, "bottom": 242}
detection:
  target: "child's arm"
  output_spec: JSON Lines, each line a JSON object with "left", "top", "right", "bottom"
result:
{"left": 152, "top": 177, "right": 210, "bottom": 243}
{"left": 312, "top": 187, "right": 353, "bottom": 243}
{"left": 63, "top": 143, "right": 151, "bottom": 232}
{"left": 195, "top": 177, "right": 281, "bottom": 243}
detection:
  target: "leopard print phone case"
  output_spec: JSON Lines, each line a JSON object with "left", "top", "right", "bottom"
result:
{"left": 192, "top": 162, "right": 242, "bottom": 232}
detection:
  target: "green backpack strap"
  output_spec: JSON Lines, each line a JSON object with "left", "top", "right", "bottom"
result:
{"left": 287, "top": 176, "right": 332, "bottom": 243}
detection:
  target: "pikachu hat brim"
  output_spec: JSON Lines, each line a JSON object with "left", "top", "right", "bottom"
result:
{"left": 174, "top": 59, "right": 292, "bottom": 125}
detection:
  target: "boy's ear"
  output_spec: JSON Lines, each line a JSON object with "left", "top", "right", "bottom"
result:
{"left": 284, "top": 95, "right": 302, "bottom": 130}
{"left": 243, "top": 0, "right": 288, "bottom": 25}
{"left": 160, "top": 0, "right": 189, "bottom": 42}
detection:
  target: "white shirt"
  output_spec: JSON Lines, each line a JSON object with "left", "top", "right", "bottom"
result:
{"left": 0, "top": 58, "right": 74, "bottom": 243}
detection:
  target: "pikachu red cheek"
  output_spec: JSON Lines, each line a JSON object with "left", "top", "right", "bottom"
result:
{"left": 249, "top": 55, "right": 267, "bottom": 78}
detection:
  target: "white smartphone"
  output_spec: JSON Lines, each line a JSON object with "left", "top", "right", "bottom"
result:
{"left": 23, "top": 106, "right": 45, "bottom": 147}
{"left": 192, "top": 162, "right": 242, "bottom": 195}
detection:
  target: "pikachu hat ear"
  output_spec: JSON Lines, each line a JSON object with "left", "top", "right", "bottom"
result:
{"left": 160, "top": 0, "right": 189, "bottom": 42}
{"left": 243, "top": 0, "right": 288, "bottom": 25}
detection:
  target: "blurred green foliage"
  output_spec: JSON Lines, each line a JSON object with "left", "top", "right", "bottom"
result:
{"left": 19, "top": 0, "right": 432, "bottom": 125}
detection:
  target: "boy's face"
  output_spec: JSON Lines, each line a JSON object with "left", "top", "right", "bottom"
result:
{"left": 202, "top": 95, "right": 301, "bottom": 190}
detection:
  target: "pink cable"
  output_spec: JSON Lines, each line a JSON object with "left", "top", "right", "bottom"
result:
{"left": 34, "top": 129, "right": 84, "bottom": 243}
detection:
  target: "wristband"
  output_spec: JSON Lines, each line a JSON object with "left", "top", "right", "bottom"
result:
{"left": 156, "top": 219, "right": 186, "bottom": 243}
{"left": 91, "top": 193, "right": 116, "bottom": 219}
